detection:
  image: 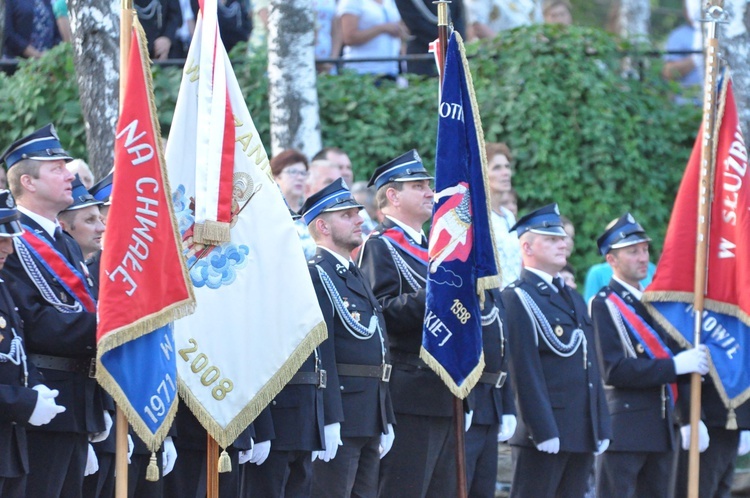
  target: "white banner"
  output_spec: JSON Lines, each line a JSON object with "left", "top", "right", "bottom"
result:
{"left": 165, "top": 0, "right": 326, "bottom": 448}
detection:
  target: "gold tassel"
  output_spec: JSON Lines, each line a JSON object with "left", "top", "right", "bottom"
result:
{"left": 727, "top": 407, "right": 738, "bottom": 430}
{"left": 218, "top": 449, "right": 232, "bottom": 473}
{"left": 145, "top": 452, "right": 160, "bottom": 482}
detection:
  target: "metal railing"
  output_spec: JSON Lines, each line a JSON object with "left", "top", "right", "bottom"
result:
{"left": 0, "top": 50, "right": 702, "bottom": 75}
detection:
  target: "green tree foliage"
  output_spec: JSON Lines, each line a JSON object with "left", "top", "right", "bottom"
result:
{"left": 0, "top": 43, "right": 85, "bottom": 158}
{"left": 470, "top": 24, "right": 700, "bottom": 271}
{"left": 0, "top": 24, "right": 700, "bottom": 271}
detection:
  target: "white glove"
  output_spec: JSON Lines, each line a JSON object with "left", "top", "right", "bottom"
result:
{"left": 673, "top": 345, "right": 709, "bottom": 375}
{"left": 250, "top": 440, "right": 270, "bottom": 465}
{"left": 90, "top": 411, "right": 113, "bottom": 443}
{"left": 464, "top": 410, "right": 473, "bottom": 432}
{"left": 595, "top": 439, "right": 610, "bottom": 455}
{"left": 127, "top": 434, "right": 134, "bottom": 464}
{"left": 312, "top": 423, "right": 342, "bottom": 462}
{"left": 536, "top": 437, "right": 560, "bottom": 454}
{"left": 680, "top": 421, "right": 710, "bottom": 452}
{"left": 162, "top": 436, "right": 177, "bottom": 476}
{"left": 498, "top": 414, "right": 517, "bottom": 442}
{"left": 379, "top": 423, "right": 395, "bottom": 459}
{"left": 239, "top": 438, "right": 254, "bottom": 464}
{"left": 739, "top": 431, "right": 750, "bottom": 457}
{"left": 239, "top": 449, "right": 253, "bottom": 464}
{"left": 28, "top": 385, "right": 65, "bottom": 426}
{"left": 32, "top": 383, "right": 55, "bottom": 397}
{"left": 84, "top": 443, "right": 99, "bottom": 476}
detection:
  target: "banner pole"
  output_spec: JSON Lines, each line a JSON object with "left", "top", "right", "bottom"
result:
{"left": 115, "top": 3, "right": 133, "bottom": 498}
{"left": 687, "top": 3, "right": 723, "bottom": 497}
{"left": 433, "top": 2, "right": 468, "bottom": 497}
{"left": 119, "top": 2, "right": 133, "bottom": 115}
{"left": 207, "top": 434, "right": 219, "bottom": 497}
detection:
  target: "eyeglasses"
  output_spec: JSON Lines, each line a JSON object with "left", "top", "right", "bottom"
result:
{"left": 283, "top": 168, "right": 308, "bottom": 178}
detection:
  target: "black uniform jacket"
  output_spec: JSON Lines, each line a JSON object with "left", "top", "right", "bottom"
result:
{"left": 308, "top": 248, "right": 396, "bottom": 438}
{"left": 135, "top": 0, "right": 183, "bottom": 58}
{"left": 502, "top": 269, "right": 611, "bottom": 452}
{"left": 170, "top": 407, "right": 253, "bottom": 451}
{"left": 470, "top": 289, "right": 516, "bottom": 426}
{"left": 0, "top": 280, "right": 43, "bottom": 478}
{"left": 591, "top": 280, "right": 682, "bottom": 452}
{"left": 689, "top": 376, "right": 750, "bottom": 430}
{"left": 357, "top": 218, "right": 454, "bottom": 418}
{"left": 2, "top": 214, "right": 106, "bottom": 434}
{"left": 253, "top": 307, "right": 340, "bottom": 452}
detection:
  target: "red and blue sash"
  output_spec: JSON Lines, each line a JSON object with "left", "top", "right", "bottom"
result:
{"left": 608, "top": 292, "right": 677, "bottom": 404}
{"left": 20, "top": 227, "right": 96, "bottom": 313}
{"left": 381, "top": 226, "right": 428, "bottom": 265}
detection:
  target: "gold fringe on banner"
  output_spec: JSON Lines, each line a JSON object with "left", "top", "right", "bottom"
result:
{"left": 420, "top": 347, "right": 485, "bottom": 399}
{"left": 200, "top": 220, "right": 232, "bottom": 244}
{"left": 178, "top": 321, "right": 328, "bottom": 449}
{"left": 192, "top": 222, "right": 207, "bottom": 245}
{"left": 456, "top": 30, "right": 502, "bottom": 290}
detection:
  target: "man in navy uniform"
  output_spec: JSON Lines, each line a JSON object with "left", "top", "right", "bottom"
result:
{"left": 1, "top": 124, "right": 110, "bottom": 497}
{"left": 56, "top": 176, "right": 116, "bottom": 498}
{"left": 58, "top": 176, "right": 105, "bottom": 262}
{"left": 464, "top": 288, "right": 517, "bottom": 498}
{"left": 590, "top": 213, "right": 709, "bottom": 498}
{"left": 300, "top": 178, "right": 396, "bottom": 497}
{"left": 357, "top": 150, "right": 459, "bottom": 498}
{"left": 0, "top": 189, "right": 65, "bottom": 497}
{"left": 501, "top": 203, "right": 611, "bottom": 498}
{"left": 88, "top": 172, "right": 113, "bottom": 225}
{"left": 242, "top": 209, "right": 340, "bottom": 498}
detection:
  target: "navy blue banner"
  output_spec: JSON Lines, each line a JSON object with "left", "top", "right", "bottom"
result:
{"left": 421, "top": 32, "right": 500, "bottom": 398}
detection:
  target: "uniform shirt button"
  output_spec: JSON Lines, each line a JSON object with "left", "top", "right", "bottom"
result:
{"left": 340, "top": 386, "right": 344, "bottom": 390}
{"left": 588, "top": 362, "right": 592, "bottom": 368}
{"left": 272, "top": 400, "right": 277, "bottom": 406}
{"left": 624, "top": 403, "right": 630, "bottom": 408}
{"left": 588, "top": 383, "right": 593, "bottom": 388}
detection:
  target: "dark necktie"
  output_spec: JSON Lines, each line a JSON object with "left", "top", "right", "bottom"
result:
{"left": 53, "top": 226, "right": 71, "bottom": 262}
{"left": 420, "top": 235, "right": 428, "bottom": 249}
{"left": 348, "top": 261, "right": 360, "bottom": 277}
{"left": 554, "top": 277, "right": 575, "bottom": 309}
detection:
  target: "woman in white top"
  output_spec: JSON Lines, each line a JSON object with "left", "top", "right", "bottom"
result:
{"left": 487, "top": 142, "right": 522, "bottom": 288}
{"left": 465, "top": 0, "right": 542, "bottom": 39}
{"left": 338, "top": 0, "right": 407, "bottom": 77}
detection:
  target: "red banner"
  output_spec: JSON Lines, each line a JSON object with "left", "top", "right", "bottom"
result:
{"left": 646, "top": 78, "right": 750, "bottom": 315}
{"left": 643, "top": 76, "right": 750, "bottom": 407}
{"left": 95, "top": 19, "right": 195, "bottom": 450}
{"left": 98, "top": 28, "right": 194, "bottom": 342}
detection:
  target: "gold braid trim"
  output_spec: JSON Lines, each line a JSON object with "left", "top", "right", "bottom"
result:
{"left": 177, "top": 320, "right": 327, "bottom": 449}
{"left": 420, "top": 347, "right": 485, "bottom": 399}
